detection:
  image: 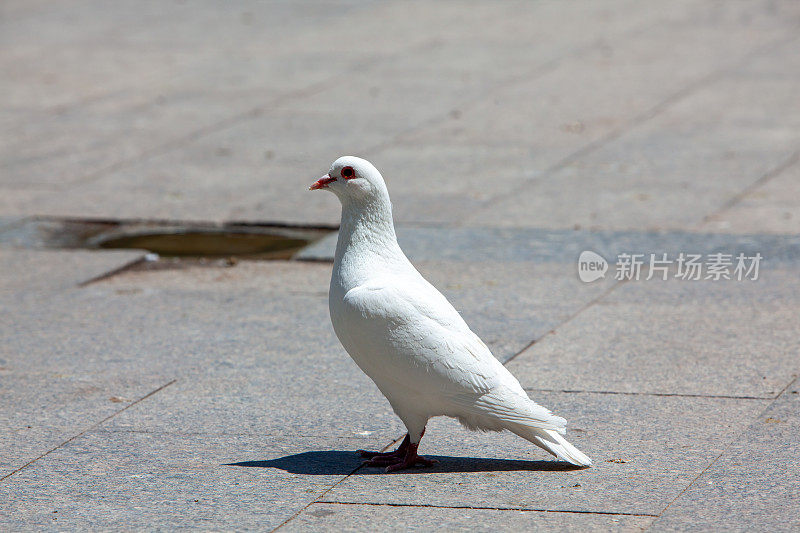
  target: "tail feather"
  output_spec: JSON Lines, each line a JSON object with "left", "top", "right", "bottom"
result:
{"left": 508, "top": 424, "right": 592, "bottom": 467}
{"left": 448, "top": 390, "right": 591, "bottom": 466}
{"left": 453, "top": 392, "right": 568, "bottom": 433}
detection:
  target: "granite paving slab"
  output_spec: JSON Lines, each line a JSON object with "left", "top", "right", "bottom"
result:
{"left": 650, "top": 382, "right": 800, "bottom": 531}
{"left": 0, "top": 374, "right": 170, "bottom": 480}
{"left": 465, "top": 41, "right": 800, "bottom": 231}
{"left": 0, "top": 0, "right": 376, "bottom": 181}
{"left": 1, "top": 91, "right": 281, "bottom": 190}
{"left": 243, "top": 1, "right": 800, "bottom": 229}
{"left": 0, "top": 431, "right": 385, "bottom": 531}
{"left": 0, "top": 188, "right": 53, "bottom": 218}
{"left": 702, "top": 153, "right": 800, "bottom": 235}
{"left": 357, "top": 144, "right": 536, "bottom": 227}
{"left": 0, "top": 0, "right": 418, "bottom": 221}
{"left": 18, "top": 111, "right": 377, "bottom": 223}
{"left": 0, "top": 274, "right": 334, "bottom": 379}
{"left": 319, "top": 392, "right": 768, "bottom": 516}
{"left": 0, "top": 249, "right": 155, "bottom": 478}
{"left": 96, "top": 368, "right": 404, "bottom": 443}
{"left": 357, "top": 0, "right": 698, "bottom": 86}
{"left": 283, "top": 502, "right": 654, "bottom": 532}
{"left": 2, "top": 0, "right": 719, "bottom": 226}
{"left": 0, "top": 248, "right": 142, "bottom": 292}
{"left": 403, "top": 0, "right": 798, "bottom": 155}
{"left": 509, "top": 265, "right": 800, "bottom": 398}
{"left": 0, "top": 263, "right": 394, "bottom": 442}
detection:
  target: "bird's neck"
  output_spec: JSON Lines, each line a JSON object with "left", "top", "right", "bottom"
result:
{"left": 333, "top": 196, "right": 406, "bottom": 283}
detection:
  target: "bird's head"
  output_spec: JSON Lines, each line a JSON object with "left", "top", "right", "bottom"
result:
{"left": 309, "top": 156, "right": 389, "bottom": 205}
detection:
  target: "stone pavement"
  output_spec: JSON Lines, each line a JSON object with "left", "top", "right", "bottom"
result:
{"left": 1, "top": 1, "right": 799, "bottom": 531}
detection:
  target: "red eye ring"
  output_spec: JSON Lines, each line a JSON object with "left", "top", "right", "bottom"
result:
{"left": 341, "top": 166, "right": 355, "bottom": 179}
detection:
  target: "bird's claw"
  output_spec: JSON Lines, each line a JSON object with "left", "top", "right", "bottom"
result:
{"left": 361, "top": 452, "right": 437, "bottom": 472}
{"left": 356, "top": 434, "right": 435, "bottom": 472}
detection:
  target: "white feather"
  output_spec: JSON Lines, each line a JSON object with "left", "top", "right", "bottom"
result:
{"left": 315, "top": 156, "right": 591, "bottom": 467}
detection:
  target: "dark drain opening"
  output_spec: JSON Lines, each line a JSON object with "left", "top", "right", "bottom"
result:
{"left": 0, "top": 217, "right": 334, "bottom": 261}
{"left": 97, "top": 230, "right": 311, "bottom": 259}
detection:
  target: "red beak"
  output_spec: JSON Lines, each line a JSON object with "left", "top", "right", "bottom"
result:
{"left": 309, "top": 174, "right": 337, "bottom": 190}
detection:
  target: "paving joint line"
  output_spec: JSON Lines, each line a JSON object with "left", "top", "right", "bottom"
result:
{"left": 270, "top": 435, "right": 406, "bottom": 532}
{"left": 700, "top": 147, "right": 800, "bottom": 228}
{"left": 647, "top": 375, "right": 799, "bottom": 529}
{"left": 315, "top": 500, "right": 659, "bottom": 518}
{"left": 503, "top": 279, "right": 624, "bottom": 366}
{"left": 0, "top": 379, "right": 177, "bottom": 482}
{"left": 523, "top": 388, "right": 771, "bottom": 401}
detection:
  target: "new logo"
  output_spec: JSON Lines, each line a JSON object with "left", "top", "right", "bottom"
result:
{"left": 577, "top": 250, "right": 608, "bottom": 283}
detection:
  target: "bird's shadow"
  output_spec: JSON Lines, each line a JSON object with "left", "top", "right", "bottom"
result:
{"left": 225, "top": 450, "right": 582, "bottom": 475}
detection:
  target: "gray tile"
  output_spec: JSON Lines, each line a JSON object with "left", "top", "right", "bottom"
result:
{"left": 0, "top": 0, "right": 707, "bottom": 225}
{"left": 702, "top": 155, "right": 800, "bottom": 235}
{"left": 0, "top": 431, "right": 384, "bottom": 530}
{"left": 651, "top": 385, "right": 800, "bottom": 531}
{"left": 21, "top": 111, "right": 367, "bottom": 224}
{"left": 0, "top": 374, "right": 168, "bottom": 479}
{"left": 0, "top": 249, "right": 142, "bottom": 292}
{"left": 401, "top": 2, "right": 800, "bottom": 235}
{"left": 362, "top": 144, "right": 543, "bottom": 226}
{"left": 321, "top": 393, "right": 768, "bottom": 516}
{"left": 0, "top": 1, "right": 382, "bottom": 210}
{"left": 466, "top": 63, "right": 800, "bottom": 231}
{"left": 0, "top": 187, "right": 52, "bottom": 217}
{"left": 509, "top": 267, "right": 800, "bottom": 398}
{"left": 0, "top": 249, "right": 153, "bottom": 477}
{"left": 0, "top": 92, "right": 280, "bottom": 190}
{"left": 284, "top": 502, "right": 654, "bottom": 532}
{"left": 96, "top": 365, "right": 404, "bottom": 442}
{"left": 0, "top": 264, "right": 336, "bottom": 378}
{"left": 0, "top": 1, "right": 369, "bottom": 111}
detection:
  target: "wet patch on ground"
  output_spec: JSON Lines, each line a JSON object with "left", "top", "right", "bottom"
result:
{"left": 0, "top": 217, "right": 335, "bottom": 261}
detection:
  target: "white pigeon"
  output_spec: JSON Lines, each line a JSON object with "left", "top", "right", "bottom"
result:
{"left": 310, "top": 156, "right": 592, "bottom": 472}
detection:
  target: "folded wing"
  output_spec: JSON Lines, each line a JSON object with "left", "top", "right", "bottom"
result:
{"left": 341, "top": 276, "right": 566, "bottom": 433}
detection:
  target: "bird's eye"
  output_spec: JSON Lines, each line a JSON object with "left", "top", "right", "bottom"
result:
{"left": 341, "top": 166, "right": 355, "bottom": 179}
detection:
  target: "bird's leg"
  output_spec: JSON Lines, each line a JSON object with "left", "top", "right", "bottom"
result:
{"left": 358, "top": 434, "right": 409, "bottom": 459}
{"left": 383, "top": 441, "right": 437, "bottom": 473}
{"left": 361, "top": 428, "right": 437, "bottom": 472}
